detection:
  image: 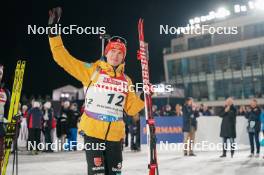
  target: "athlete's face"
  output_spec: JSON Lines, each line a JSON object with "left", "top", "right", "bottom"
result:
{"left": 106, "top": 49, "right": 124, "bottom": 67}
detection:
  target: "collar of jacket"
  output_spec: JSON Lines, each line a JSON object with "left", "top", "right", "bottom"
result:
{"left": 94, "top": 60, "right": 125, "bottom": 77}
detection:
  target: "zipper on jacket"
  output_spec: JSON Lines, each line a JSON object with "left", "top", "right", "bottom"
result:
{"left": 104, "top": 67, "right": 117, "bottom": 141}
{"left": 104, "top": 122, "right": 112, "bottom": 140}
{"left": 114, "top": 69, "right": 117, "bottom": 78}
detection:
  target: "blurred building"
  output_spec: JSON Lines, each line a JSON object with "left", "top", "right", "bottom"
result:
{"left": 163, "top": 1, "right": 264, "bottom": 106}
{"left": 52, "top": 85, "right": 81, "bottom": 101}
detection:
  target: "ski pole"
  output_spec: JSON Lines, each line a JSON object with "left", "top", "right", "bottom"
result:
{"left": 100, "top": 34, "right": 110, "bottom": 57}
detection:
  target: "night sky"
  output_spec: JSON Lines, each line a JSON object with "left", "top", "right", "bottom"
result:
{"left": 2, "top": 0, "right": 243, "bottom": 97}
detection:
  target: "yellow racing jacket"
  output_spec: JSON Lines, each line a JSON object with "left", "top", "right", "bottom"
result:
{"left": 49, "top": 36, "right": 144, "bottom": 141}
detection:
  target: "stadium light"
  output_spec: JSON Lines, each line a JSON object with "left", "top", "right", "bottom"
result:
{"left": 201, "top": 16, "right": 207, "bottom": 22}
{"left": 216, "top": 7, "right": 230, "bottom": 18}
{"left": 189, "top": 19, "right": 194, "bottom": 25}
{"left": 248, "top": 1, "right": 255, "bottom": 9}
{"left": 205, "top": 15, "right": 211, "bottom": 21}
{"left": 208, "top": 11, "right": 216, "bottom": 20}
{"left": 187, "top": 1, "right": 258, "bottom": 27}
{"left": 194, "top": 17, "right": 201, "bottom": 23}
{"left": 241, "top": 5, "right": 247, "bottom": 12}
{"left": 61, "top": 93, "right": 70, "bottom": 98}
{"left": 234, "top": 5, "right": 241, "bottom": 13}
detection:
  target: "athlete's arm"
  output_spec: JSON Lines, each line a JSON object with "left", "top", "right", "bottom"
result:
{"left": 48, "top": 7, "right": 94, "bottom": 83}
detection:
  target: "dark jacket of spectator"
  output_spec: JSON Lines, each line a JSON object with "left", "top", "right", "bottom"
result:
{"left": 182, "top": 105, "right": 199, "bottom": 132}
{"left": 202, "top": 110, "right": 212, "bottom": 116}
{"left": 56, "top": 108, "right": 70, "bottom": 137}
{"left": 219, "top": 105, "right": 237, "bottom": 138}
{"left": 43, "top": 108, "right": 53, "bottom": 130}
{"left": 27, "top": 107, "right": 43, "bottom": 129}
{"left": 68, "top": 109, "right": 81, "bottom": 129}
{"left": 245, "top": 106, "right": 261, "bottom": 133}
{"left": 163, "top": 105, "right": 175, "bottom": 116}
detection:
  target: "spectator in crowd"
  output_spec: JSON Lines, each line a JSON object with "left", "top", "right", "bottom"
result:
{"left": 159, "top": 105, "right": 166, "bottom": 116}
{"left": 19, "top": 105, "right": 29, "bottom": 146}
{"left": 182, "top": 97, "right": 200, "bottom": 156}
{"left": 50, "top": 109, "right": 57, "bottom": 146}
{"left": 56, "top": 101, "right": 70, "bottom": 151}
{"left": 238, "top": 106, "right": 246, "bottom": 116}
{"left": 27, "top": 101, "right": 43, "bottom": 155}
{"left": 246, "top": 106, "right": 251, "bottom": 113}
{"left": 152, "top": 105, "right": 160, "bottom": 116}
{"left": 175, "top": 104, "right": 183, "bottom": 117}
{"left": 30, "top": 98, "right": 35, "bottom": 109}
{"left": 67, "top": 102, "right": 81, "bottom": 151}
{"left": 43, "top": 101, "right": 54, "bottom": 152}
{"left": 22, "top": 104, "right": 28, "bottom": 117}
{"left": 242, "top": 99, "right": 261, "bottom": 158}
{"left": 219, "top": 97, "right": 237, "bottom": 158}
{"left": 200, "top": 104, "right": 212, "bottom": 116}
{"left": 163, "top": 104, "right": 175, "bottom": 116}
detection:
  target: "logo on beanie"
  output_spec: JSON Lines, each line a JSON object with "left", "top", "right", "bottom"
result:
{"left": 113, "top": 44, "right": 122, "bottom": 50}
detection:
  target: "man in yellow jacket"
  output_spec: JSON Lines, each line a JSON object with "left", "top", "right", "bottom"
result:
{"left": 48, "top": 7, "right": 144, "bottom": 175}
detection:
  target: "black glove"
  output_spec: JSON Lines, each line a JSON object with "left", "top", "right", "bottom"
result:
{"left": 48, "top": 7, "right": 62, "bottom": 37}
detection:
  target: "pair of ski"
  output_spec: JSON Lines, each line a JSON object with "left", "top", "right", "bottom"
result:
{"left": 1, "top": 61, "right": 26, "bottom": 175}
{"left": 137, "top": 18, "right": 159, "bottom": 175}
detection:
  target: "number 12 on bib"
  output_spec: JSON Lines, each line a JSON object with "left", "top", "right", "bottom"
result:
{"left": 137, "top": 18, "right": 159, "bottom": 175}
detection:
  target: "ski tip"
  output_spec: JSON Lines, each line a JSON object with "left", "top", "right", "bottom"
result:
{"left": 22, "top": 60, "right": 26, "bottom": 66}
{"left": 138, "top": 18, "right": 144, "bottom": 41}
{"left": 138, "top": 18, "right": 143, "bottom": 24}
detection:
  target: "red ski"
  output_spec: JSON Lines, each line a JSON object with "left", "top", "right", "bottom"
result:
{"left": 137, "top": 18, "right": 159, "bottom": 175}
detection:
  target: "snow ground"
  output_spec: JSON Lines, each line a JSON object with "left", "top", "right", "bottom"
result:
{"left": 5, "top": 145, "right": 264, "bottom": 175}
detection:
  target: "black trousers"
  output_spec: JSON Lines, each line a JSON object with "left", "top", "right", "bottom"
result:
{"left": 44, "top": 127, "right": 52, "bottom": 151}
{"left": 84, "top": 135, "right": 122, "bottom": 175}
{"left": 248, "top": 132, "right": 260, "bottom": 154}
{"left": 124, "top": 124, "right": 129, "bottom": 147}
{"left": 28, "top": 128, "right": 41, "bottom": 151}
{"left": 222, "top": 137, "right": 235, "bottom": 155}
